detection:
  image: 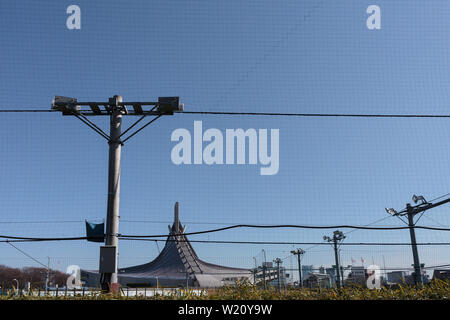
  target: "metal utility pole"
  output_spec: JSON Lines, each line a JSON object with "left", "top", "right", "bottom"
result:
{"left": 262, "top": 249, "right": 267, "bottom": 290}
{"left": 406, "top": 203, "right": 422, "bottom": 286}
{"left": 324, "top": 230, "right": 346, "bottom": 289}
{"left": 103, "top": 95, "right": 122, "bottom": 291}
{"left": 253, "top": 257, "right": 257, "bottom": 285}
{"left": 262, "top": 265, "right": 267, "bottom": 290}
{"left": 274, "top": 258, "right": 282, "bottom": 292}
{"left": 386, "top": 194, "right": 450, "bottom": 286}
{"left": 290, "top": 248, "right": 305, "bottom": 288}
{"left": 52, "top": 95, "right": 183, "bottom": 293}
{"left": 45, "top": 257, "right": 50, "bottom": 292}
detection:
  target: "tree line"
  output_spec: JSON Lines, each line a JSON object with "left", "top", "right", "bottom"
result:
{"left": 0, "top": 264, "right": 68, "bottom": 289}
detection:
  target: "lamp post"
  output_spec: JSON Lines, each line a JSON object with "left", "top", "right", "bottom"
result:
{"left": 324, "top": 230, "right": 346, "bottom": 289}
{"left": 52, "top": 95, "right": 183, "bottom": 293}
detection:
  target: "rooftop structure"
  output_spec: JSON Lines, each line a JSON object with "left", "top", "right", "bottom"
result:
{"left": 81, "top": 203, "right": 252, "bottom": 288}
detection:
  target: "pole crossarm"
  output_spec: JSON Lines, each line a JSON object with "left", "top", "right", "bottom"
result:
{"left": 72, "top": 113, "right": 111, "bottom": 141}
{"left": 51, "top": 96, "right": 183, "bottom": 145}
{"left": 121, "top": 115, "right": 162, "bottom": 144}
{"left": 386, "top": 196, "right": 450, "bottom": 223}
{"left": 49, "top": 94, "right": 183, "bottom": 293}
{"left": 119, "top": 109, "right": 155, "bottom": 139}
{"left": 52, "top": 96, "right": 183, "bottom": 116}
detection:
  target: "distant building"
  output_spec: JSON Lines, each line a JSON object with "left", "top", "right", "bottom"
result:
{"left": 405, "top": 269, "right": 428, "bottom": 285}
{"left": 350, "top": 266, "right": 366, "bottom": 278}
{"left": 432, "top": 269, "right": 450, "bottom": 281}
{"left": 303, "top": 273, "right": 331, "bottom": 289}
{"left": 325, "top": 267, "right": 336, "bottom": 285}
{"left": 302, "top": 265, "right": 314, "bottom": 279}
{"left": 346, "top": 266, "right": 367, "bottom": 286}
{"left": 268, "top": 266, "right": 288, "bottom": 288}
{"left": 81, "top": 203, "right": 252, "bottom": 288}
{"left": 387, "top": 271, "right": 406, "bottom": 284}
{"left": 325, "top": 266, "right": 345, "bottom": 285}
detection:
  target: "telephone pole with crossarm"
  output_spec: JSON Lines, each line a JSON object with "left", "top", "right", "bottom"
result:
{"left": 386, "top": 194, "right": 450, "bottom": 286}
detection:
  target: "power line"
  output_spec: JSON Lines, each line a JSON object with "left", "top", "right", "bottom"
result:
{"left": 119, "top": 238, "right": 450, "bottom": 246}
{"left": 120, "top": 223, "right": 450, "bottom": 238}
{"left": 0, "top": 110, "right": 56, "bottom": 113}
{"left": 429, "top": 193, "right": 450, "bottom": 202}
{"left": 1, "top": 235, "right": 450, "bottom": 246}
{"left": 4, "top": 109, "right": 450, "bottom": 118}
{"left": 0, "top": 219, "right": 404, "bottom": 226}
{"left": 6, "top": 242, "right": 48, "bottom": 269}
{"left": 1, "top": 223, "right": 450, "bottom": 242}
{"left": 423, "top": 215, "right": 450, "bottom": 228}
{"left": 0, "top": 218, "right": 446, "bottom": 228}
{"left": 0, "top": 220, "right": 84, "bottom": 224}
{"left": 0, "top": 236, "right": 90, "bottom": 241}
{"left": 180, "top": 111, "right": 450, "bottom": 118}
{"left": 303, "top": 216, "right": 394, "bottom": 254}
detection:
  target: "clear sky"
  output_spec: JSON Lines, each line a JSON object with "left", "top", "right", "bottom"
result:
{"left": 0, "top": 0, "right": 450, "bottom": 281}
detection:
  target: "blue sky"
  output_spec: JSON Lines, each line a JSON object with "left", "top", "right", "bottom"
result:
{"left": 0, "top": 0, "right": 450, "bottom": 280}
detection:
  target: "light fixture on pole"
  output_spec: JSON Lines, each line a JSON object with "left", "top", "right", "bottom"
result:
{"left": 51, "top": 95, "right": 183, "bottom": 293}
{"left": 290, "top": 248, "right": 305, "bottom": 288}
{"left": 324, "top": 230, "right": 346, "bottom": 289}
{"left": 385, "top": 194, "right": 450, "bottom": 286}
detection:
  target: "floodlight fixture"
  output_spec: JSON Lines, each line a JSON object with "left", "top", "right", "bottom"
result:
{"left": 157, "top": 97, "right": 184, "bottom": 114}
{"left": 333, "top": 230, "right": 345, "bottom": 241}
{"left": 52, "top": 96, "right": 81, "bottom": 115}
{"left": 291, "top": 248, "right": 305, "bottom": 256}
{"left": 52, "top": 95, "right": 184, "bottom": 117}
{"left": 50, "top": 94, "right": 184, "bottom": 293}
{"left": 385, "top": 207, "right": 398, "bottom": 215}
{"left": 412, "top": 195, "right": 427, "bottom": 204}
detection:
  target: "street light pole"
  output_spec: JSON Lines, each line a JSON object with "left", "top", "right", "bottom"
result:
{"left": 102, "top": 95, "right": 123, "bottom": 292}
{"left": 386, "top": 195, "right": 450, "bottom": 286}
{"left": 51, "top": 95, "right": 183, "bottom": 293}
